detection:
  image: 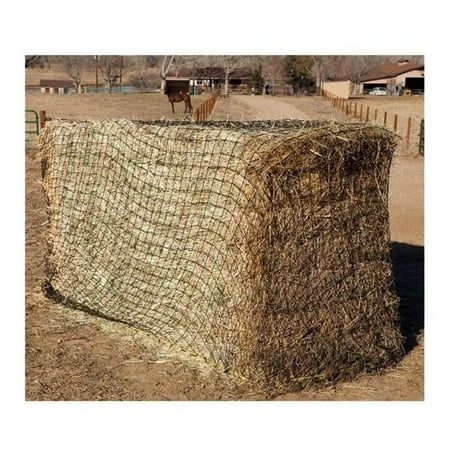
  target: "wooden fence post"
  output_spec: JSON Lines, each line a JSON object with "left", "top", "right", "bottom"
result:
{"left": 354, "top": 103, "right": 358, "bottom": 118}
{"left": 383, "top": 111, "right": 388, "bottom": 126}
{"left": 419, "top": 119, "right": 424, "bottom": 155}
{"left": 39, "top": 110, "right": 47, "bottom": 128}
{"left": 365, "top": 106, "right": 370, "bottom": 122}
{"left": 406, "top": 117, "right": 412, "bottom": 149}
{"left": 374, "top": 109, "right": 378, "bottom": 122}
{"left": 359, "top": 104, "right": 363, "bottom": 121}
{"left": 393, "top": 114, "right": 398, "bottom": 132}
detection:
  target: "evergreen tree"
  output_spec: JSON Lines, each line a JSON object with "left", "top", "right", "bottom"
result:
{"left": 250, "top": 63, "right": 265, "bottom": 95}
{"left": 283, "top": 56, "right": 315, "bottom": 93}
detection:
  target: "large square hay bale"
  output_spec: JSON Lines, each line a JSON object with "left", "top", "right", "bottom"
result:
{"left": 40, "top": 119, "right": 403, "bottom": 388}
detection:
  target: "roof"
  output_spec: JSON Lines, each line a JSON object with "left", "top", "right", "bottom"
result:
{"left": 360, "top": 61, "right": 424, "bottom": 82}
{"left": 165, "top": 77, "right": 190, "bottom": 81}
{"left": 40, "top": 79, "right": 74, "bottom": 88}
{"left": 166, "top": 67, "right": 253, "bottom": 79}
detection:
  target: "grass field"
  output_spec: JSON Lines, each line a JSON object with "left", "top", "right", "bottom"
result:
{"left": 25, "top": 91, "right": 424, "bottom": 400}
{"left": 26, "top": 92, "right": 208, "bottom": 121}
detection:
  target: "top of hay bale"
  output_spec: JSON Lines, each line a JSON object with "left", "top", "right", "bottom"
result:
{"left": 41, "top": 118, "right": 398, "bottom": 175}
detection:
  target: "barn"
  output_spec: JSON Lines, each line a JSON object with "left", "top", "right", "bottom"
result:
{"left": 39, "top": 79, "right": 74, "bottom": 94}
{"left": 359, "top": 60, "right": 424, "bottom": 95}
{"left": 165, "top": 77, "right": 190, "bottom": 95}
{"left": 321, "top": 59, "right": 425, "bottom": 98}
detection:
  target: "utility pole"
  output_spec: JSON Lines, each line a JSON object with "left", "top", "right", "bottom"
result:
{"left": 95, "top": 55, "right": 99, "bottom": 91}
{"left": 119, "top": 56, "right": 124, "bottom": 92}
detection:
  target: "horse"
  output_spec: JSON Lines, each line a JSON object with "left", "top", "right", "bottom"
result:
{"left": 165, "top": 89, "right": 193, "bottom": 114}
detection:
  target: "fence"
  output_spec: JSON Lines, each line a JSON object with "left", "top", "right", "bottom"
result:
{"left": 419, "top": 119, "right": 424, "bottom": 156}
{"left": 194, "top": 89, "right": 220, "bottom": 122}
{"left": 321, "top": 90, "right": 424, "bottom": 155}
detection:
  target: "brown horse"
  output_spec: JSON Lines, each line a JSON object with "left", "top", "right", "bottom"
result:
{"left": 165, "top": 89, "right": 193, "bottom": 114}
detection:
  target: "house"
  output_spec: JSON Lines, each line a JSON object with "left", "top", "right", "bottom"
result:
{"left": 166, "top": 67, "right": 253, "bottom": 93}
{"left": 39, "top": 79, "right": 74, "bottom": 94}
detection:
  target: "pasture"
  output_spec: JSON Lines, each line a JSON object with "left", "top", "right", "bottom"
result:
{"left": 25, "top": 91, "right": 423, "bottom": 400}
{"left": 26, "top": 92, "right": 208, "bottom": 121}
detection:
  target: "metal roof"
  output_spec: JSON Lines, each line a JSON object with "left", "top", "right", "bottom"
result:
{"left": 360, "top": 62, "right": 424, "bottom": 82}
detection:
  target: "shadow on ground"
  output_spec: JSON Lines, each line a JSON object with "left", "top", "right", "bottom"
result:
{"left": 391, "top": 242, "right": 424, "bottom": 353}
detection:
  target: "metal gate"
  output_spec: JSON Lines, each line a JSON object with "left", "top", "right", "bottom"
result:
{"left": 25, "top": 109, "right": 40, "bottom": 141}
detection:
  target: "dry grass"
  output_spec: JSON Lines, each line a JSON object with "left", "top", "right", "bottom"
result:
{"left": 350, "top": 96, "right": 424, "bottom": 119}
{"left": 26, "top": 66, "right": 161, "bottom": 86}
{"left": 26, "top": 92, "right": 208, "bottom": 121}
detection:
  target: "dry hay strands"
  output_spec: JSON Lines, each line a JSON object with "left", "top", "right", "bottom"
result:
{"left": 39, "top": 119, "right": 404, "bottom": 391}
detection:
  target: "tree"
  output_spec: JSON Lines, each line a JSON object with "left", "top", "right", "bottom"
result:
{"left": 250, "top": 63, "right": 264, "bottom": 94}
{"left": 336, "top": 55, "right": 379, "bottom": 84}
{"left": 311, "top": 56, "right": 339, "bottom": 93}
{"left": 61, "top": 56, "right": 90, "bottom": 94}
{"left": 160, "top": 55, "right": 175, "bottom": 92}
{"left": 25, "top": 55, "right": 50, "bottom": 69}
{"left": 25, "top": 55, "right": 41, "bottom": 68}
{"left": 129, "top": 71, "right": 159, "bottom": 92}
{"left": 97, "top": 56, "right": 127, "bottom": 93}
{"left": 215, "top": 56, "right": 247, "bottom": 97}
{"left": 283, "top": 56, "right": 315, "bottom": 94}
{"left": 259, "top": 56, "right": 285, "bottom": 95}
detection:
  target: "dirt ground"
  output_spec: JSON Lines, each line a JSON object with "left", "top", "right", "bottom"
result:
{"left": 25, "top": 93, "right": 424, "bottom": 400}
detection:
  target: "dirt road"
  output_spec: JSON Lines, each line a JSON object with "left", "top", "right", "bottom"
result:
{"left": 221, "top": 95, "right": 311, "bottom": 120}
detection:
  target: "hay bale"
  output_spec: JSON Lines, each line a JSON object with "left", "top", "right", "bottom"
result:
{"left": 40, "top": 119, "right": 403, "bottom": 389}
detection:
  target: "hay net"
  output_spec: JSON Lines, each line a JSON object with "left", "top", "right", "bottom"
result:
{"left": 40, "top": 119, "right": 403, "bottom": 388}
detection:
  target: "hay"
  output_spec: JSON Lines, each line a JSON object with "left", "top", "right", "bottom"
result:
{"left": 39, "top": 119, "right": 404, "bottom": 389}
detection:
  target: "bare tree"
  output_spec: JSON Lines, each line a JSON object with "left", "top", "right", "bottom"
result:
{"left": 311, "top": 56, "right": 339, "bottom": 93}
{"left": 160, "top": 55, "right": 175, "bottom": 92}
{"left": 97, "top": 56, "right": 128, "bottom": 93}
{"left": 129, "top": 71, "right": 160, "bottom": 92}
{"left": 337, "top": 55, "right": 379, "bottom": 84}
{"left": 259, "top": 56, "right": 285, "bottom": 95}
{"left": 214, "top": 56, "right": 249, "bottom": 96}
{"left": 61, "top": 56, "right": 90, "bottom": 94}
{"left": 25, "top": 55, "right": 42, "bottom": 68}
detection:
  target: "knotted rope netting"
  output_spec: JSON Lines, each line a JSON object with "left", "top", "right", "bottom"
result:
{"left": 40, "top": 119, "right": 403, "bottom": 389}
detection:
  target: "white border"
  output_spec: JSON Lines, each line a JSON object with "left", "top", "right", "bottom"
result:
{"left": 2, "top": 1, "right": 448, "bottom": 449}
